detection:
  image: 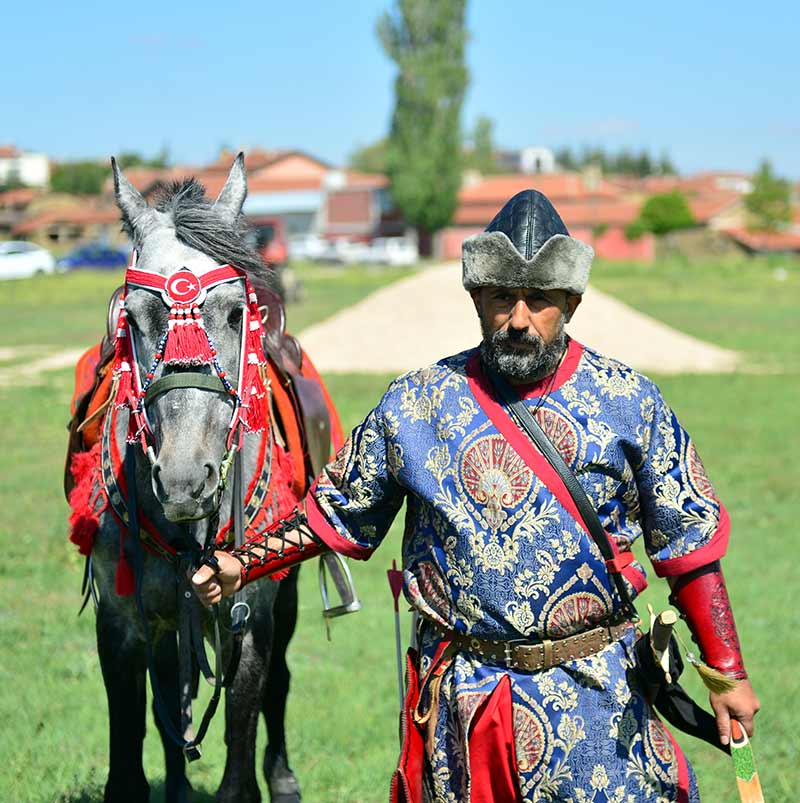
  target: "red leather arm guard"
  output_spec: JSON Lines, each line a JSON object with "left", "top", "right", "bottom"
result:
{"left": 232, "top": 508, "right": 326, "bottom": 586}
{"left": 669, "top": 561, "right": 747, "bottom": 680}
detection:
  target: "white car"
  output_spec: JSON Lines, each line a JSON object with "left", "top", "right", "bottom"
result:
{"left": 369, "top": 237, "right": 418, "bottom": 266}
{"left": 0, "top": 241, "right": 56, "bottom": 280}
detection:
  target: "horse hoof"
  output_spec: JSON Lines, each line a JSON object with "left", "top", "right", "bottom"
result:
{"left": 268, "top": 775, "right": 300, "bottom": 803}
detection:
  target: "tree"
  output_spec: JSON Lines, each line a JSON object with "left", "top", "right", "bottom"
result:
{"left": 349, "top": 138, "right": 389, "bottom": 174}
{"left": 630, "top": 190, "right": 695, "bottom": 237}
{"left": 50, "top": 161, "right": 108, "bottom": 195}
{"left": 744, "top": 160, "right": 791, "bottom": 231}
{"left": 117, "top": 147, "right": 170, "bottom": 169}
{"left": 466, "top": 115, "right": 501, "bottom": 175}
{"left": 377, "top": 0, "right": 468, "bottom": 256}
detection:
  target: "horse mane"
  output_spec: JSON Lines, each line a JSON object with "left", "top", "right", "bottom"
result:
{"left": 126, "top": 178, "right": 279, "bottom": 293}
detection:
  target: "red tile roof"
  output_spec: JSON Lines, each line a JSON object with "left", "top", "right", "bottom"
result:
{"left": 0, "top": 145, "right": 20, "bottom": 159}
{"left": 687, "top": 191, "right": 741, "bottom": 223}
{"left": 723, "top": 227, "right": 800, "bottom": 252}
{"left": 0, "top": 187, "right": 39, "bottom": 207}
{"left": 459, "top": 173, "right": 619, "bottom": 204}
{"left": 13, "top": 204, "right": 120, "bottom": 235}
{"left": 454, "top": 198, "right": 639, "bottom": 228}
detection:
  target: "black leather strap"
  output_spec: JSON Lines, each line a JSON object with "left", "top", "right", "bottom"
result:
{"left": 484, "top": 365, "right": 637, "bottom": 619}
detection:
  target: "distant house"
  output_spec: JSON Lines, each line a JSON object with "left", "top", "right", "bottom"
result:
{"left": 0, "top": 187, "right": 41, "bottom": 237}
{"left": 438, "top": 172, "right": 655, "bottom": 262}
{"left": 12, "top": 195, "right": 122, "bottom": 247}
{"left": 0, "top": 145, "right": 50, "bottom": 189}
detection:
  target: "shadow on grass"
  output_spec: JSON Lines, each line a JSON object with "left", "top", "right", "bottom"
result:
{"left": 56, "top": 780, "right": 217, "bottom": 803}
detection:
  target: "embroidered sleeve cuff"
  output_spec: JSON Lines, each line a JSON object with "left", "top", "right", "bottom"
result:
{"left": 651, "top": 505, "right": 730, "bottom": 578}
{"left": 306, "top": 486, "right": 375, "bottom": 560}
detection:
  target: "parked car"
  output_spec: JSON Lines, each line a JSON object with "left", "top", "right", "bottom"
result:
{"left": 0, "top": 241, "right": 56, "bottom": 280}
{"left": 370, "top": 237, "right": 418, "bottom": 266}
{"left": 57, "top": 242, "right": 129, "bottom": 271}
{"left": 287, "top": 234, "right": 338, "bottom": 262}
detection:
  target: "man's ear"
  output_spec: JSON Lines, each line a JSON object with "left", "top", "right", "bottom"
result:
{"left": 565, "top": 294, "right": 581, "bottom": 322}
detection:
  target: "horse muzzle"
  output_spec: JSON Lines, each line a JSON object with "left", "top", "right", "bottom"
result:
{"left": 151, "top": 459, "right": 220, "bottom": 522}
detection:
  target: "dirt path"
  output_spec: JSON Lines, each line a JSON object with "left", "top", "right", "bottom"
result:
{"left": 0, "top": 348, "right": 85, "bottom": 387}
{"left": 298, "top": 262, "right": 739, "bottom": 375}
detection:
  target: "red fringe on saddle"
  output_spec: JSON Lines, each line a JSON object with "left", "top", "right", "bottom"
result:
{"left": 67, "top": 442, "right": 107, "bottom": 556}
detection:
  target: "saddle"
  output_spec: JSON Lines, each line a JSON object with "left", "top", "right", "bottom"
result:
{"left": 64, "top": 283, "right": 343, "bottom": 499}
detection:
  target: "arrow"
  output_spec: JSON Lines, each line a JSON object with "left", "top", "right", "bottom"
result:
{"left": 387, "top": 559, "right": 405, "bottom": 713}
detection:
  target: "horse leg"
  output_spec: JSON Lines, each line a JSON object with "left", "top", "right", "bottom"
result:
{"left": 151, "top": 631, "right": 192, "bottom": 803}
{"left": 262, "top": 569, "right": 301, "bottom": 803}
{"left": 216, "top": 618, "right": 272, "bottom": 803}
{"left": 97, "top": 602, "right": 150, "bottom": 803}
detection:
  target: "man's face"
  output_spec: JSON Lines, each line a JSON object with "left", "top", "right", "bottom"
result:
{"left": 472, "top": 286, "right": 581, "bottom": 383}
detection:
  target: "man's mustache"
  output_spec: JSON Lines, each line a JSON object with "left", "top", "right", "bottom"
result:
{"left": 492, "top": 329, "right": 543, "bottom": 349}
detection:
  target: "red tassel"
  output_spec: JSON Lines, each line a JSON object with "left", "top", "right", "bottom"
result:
{"left": 163, "top": 306, "right": 186, "bottom": 365}
{"left": 114, "top": 361, "right": 133, "bottom": 408}
{"left": 163, "top": 304, "right": 214, "bottom": 366}
{"left": 269, "top": 568, "right": 291, "bottom": 582}
{"left": 115, "top": 549, "right": 135, "bottom": 596}
{"left": 68, "top": 444, "right": 107, "bottom": 555}
{"left": 240, "top": 354, "right": 266, "bottom": 432}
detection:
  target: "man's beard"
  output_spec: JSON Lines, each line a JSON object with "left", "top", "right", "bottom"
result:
{"left": 480, "top": 315, "right": 568, "bottom": 384}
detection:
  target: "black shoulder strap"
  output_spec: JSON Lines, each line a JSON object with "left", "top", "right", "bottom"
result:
{"left": 484, "top": 365, "right": 637, "bottom": 619}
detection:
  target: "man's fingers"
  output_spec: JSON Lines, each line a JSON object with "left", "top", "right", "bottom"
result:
{"left": 714, "top": 702, "right": 731, "bottom": 746}
{"left": 191, "top": 564, "right": 217, "bottom": 586}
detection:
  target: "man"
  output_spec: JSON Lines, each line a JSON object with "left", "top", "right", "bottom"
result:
{"left": 193, "top": 190, "right": 759, "bottom": 802}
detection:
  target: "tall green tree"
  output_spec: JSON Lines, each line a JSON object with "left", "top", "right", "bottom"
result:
{"left": 745, "top": 160, "right": 791, "bottom": 231}
{"left": 467, "top": 115, "right": 501, "bottom": 175}
{"left": 377, "top": 0, "right": 468, "bottom": 256}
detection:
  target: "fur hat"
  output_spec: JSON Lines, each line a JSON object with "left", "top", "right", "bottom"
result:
{"left": 462, "top": 189, "right": 594, "bottom": 295}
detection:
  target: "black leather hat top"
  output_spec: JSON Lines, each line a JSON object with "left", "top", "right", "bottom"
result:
{"left": 485, "top": 189, "right": 570, "bottom": 260}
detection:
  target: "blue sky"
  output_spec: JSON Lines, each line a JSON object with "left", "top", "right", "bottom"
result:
{"left": 3, "top": 1, "right": 798, "bottom": 177}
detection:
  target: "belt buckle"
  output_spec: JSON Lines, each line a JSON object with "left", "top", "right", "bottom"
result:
{"left": 505, "top": 638, "right": 542, "bottom": 670}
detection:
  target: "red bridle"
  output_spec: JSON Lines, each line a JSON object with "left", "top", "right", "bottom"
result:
{"left": 112, "top": 252, "right": 269, "bottom": 455}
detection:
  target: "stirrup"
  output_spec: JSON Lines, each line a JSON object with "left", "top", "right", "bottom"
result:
{"left": 318, "top": 552, "right": 362, "bottom": 622}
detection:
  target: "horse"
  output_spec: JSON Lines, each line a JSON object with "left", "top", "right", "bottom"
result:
{"left": 66, "top": 156, "right": 330, "bottom": 803}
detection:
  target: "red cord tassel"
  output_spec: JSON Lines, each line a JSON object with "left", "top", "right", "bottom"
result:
{"left": 163, "top": 304, "right": 214, "bottom": 366}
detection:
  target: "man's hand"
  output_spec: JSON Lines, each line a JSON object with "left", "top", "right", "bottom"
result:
{"left": 190, "top": 551, "right": 243, "bottom": 607}
{"left": 710, "top": 678, "right": 760, "bottom": 745}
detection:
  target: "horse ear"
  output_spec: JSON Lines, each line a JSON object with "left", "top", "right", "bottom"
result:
{"left": 111, "top": 157, "right": 154, "bottom": 235}
{"left": 213, "top": 152, "right": 247, "bottom": 223}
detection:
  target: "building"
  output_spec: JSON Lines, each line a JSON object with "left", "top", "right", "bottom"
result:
{"left": 0, "top": 145, "right": 50, "bottom": 189}
{"left": 437, "top": 171, "right": 655, "bottom": 262}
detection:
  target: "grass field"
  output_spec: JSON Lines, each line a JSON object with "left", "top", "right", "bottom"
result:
{"left": 0, "top": 257, "right": 798, "bottom": 802}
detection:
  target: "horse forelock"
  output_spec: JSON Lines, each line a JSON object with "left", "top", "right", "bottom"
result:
{"left": 129, "top": 178, "right": 279, "bottom": 294}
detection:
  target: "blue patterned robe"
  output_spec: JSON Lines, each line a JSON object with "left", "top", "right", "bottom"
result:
{"left": 307, "top": 339, "right": 728, "bottom": 802}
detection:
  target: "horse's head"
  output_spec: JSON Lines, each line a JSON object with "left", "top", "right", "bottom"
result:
{"left": 111, "top": 156, "right": 270, "bottom": 523}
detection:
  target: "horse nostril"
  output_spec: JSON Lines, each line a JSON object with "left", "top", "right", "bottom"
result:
{"left": 201, "top": 462, "right": 218, "bottom": 496}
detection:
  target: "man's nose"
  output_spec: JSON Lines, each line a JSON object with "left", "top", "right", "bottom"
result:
{"left": 509, "top": 298, "right": 530, "bottom": 331}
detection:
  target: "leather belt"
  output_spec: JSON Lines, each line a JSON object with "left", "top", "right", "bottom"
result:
{"left": 435, "top": 620, "right": 634, "bottom": 672}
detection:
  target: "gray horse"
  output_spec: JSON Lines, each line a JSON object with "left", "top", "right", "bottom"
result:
{"left": 89, "top": 156, "right": 302, "bottom": 803}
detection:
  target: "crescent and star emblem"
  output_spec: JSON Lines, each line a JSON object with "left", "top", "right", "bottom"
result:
{"left": 166, "top": 271, "right": 201, "bottom": 303}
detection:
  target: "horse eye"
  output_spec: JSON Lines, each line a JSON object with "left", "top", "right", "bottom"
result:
{"left": 228, "top": 307, "right": 243, "bottom": 328}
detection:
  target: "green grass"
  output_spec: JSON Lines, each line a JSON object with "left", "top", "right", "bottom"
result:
{"left": 590, "top": 256, "right": 800, "bottom": 371}
{"left": 1, "top": 259, "right": 797, "bottom": 801}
